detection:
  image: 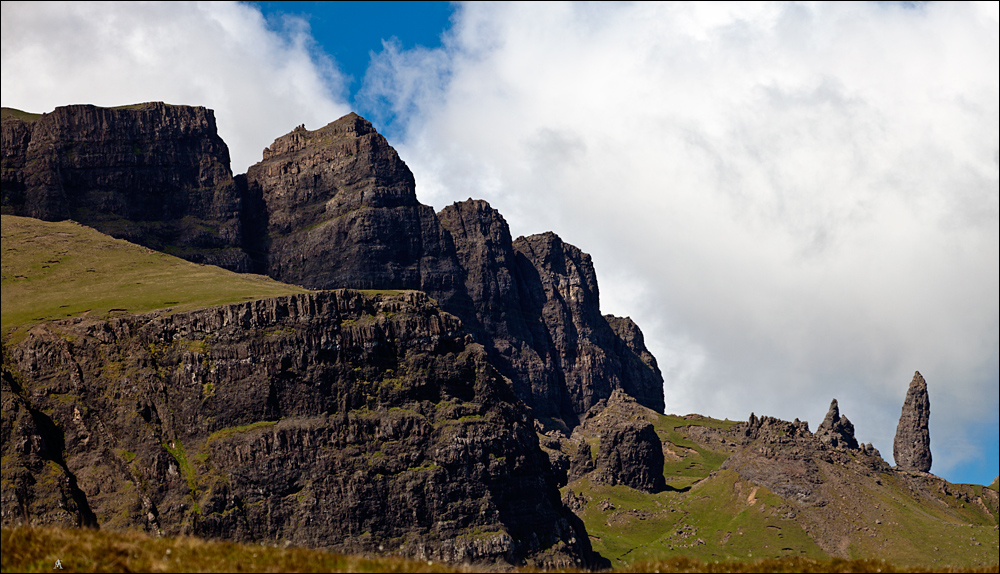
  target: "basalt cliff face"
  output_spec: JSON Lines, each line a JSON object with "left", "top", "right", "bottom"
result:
{"left": 241, "top": 113, "right": 664, "bottom": 423}
{"left": 2, "top": 104, "right": 663, "bottom": 424}
{"left": 241, "top": 114, "right": 465, "bottom": 308}
{"left": 1, "top": 104, "right": 249, "bottom": 271}
{"left": 438, "top": 200, "right": 665, "bottom": 423}
{"left": 2, "top": 290, "right": 596, "bottom": 567}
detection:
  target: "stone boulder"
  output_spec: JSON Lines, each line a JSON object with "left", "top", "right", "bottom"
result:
{"left": 593, "top": 420, "right": 666, "bottom": 493}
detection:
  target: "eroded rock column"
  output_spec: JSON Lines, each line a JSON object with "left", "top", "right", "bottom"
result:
{"left": 893, "top": 371, "right": 932, "bottom": 472}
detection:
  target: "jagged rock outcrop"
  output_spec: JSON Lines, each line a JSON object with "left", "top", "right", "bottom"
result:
{"left": 1, "top": 104, "right": 249, "bottom": 270}
{"left": 241, "top": 114, "right": 465, "bottom": 308}
{"left": 814, "top": 399, "right": 859, "bottom": 450}
{"left": 719, "top": 412, "right": 890, "bottom": 508}
{"left": 893, "top": 371, "right": 932, "bottom": 473}
{"left": 437, "top": 200, "right": 574, "bottom": 419}
{"left": 439, "top": 199, "right": 665, "bottom": 423}
{"left": 1, "top": 291, "right": 599, "bottom": 568}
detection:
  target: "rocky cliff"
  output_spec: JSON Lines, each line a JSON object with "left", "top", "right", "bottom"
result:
{"left": 2, "top": 106, "right": 664, "bottom": 425}
{"left": 241, "top": 117, "right": 664, "bottom": 424}
{"left": 1, "top": 290, "right": 597, "bottom": 567}
{"left": 1, "top": 104, "right": 249, "bottom": 271}
{"left": 439, "top": 200, "right": 665, "bottom": 423}
{"left": 240, "top": 114, "right": 465, "bottom": 307}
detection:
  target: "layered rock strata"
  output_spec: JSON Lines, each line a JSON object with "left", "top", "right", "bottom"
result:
{"left": 1, "top": 291, "right": 597, "bottom": 567}
{"left": 240, "top": 118, "right": 665, "bottom": 424}
{"left": 1, "top": 104, "right": 249, "bottom": 270}
{"left": 893, "top": 371, "right": 932, "bottom": 473}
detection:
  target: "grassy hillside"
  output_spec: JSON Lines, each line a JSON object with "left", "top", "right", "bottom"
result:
{"left": 555, "top": 406, "right": 998, "bottom": 570}
{"left": 1, "top": 107, "right": 42, "bottom": 122}
{"left": 1, "top": 215, "right": 308, "bottom": 338}
{"left": 3, "top": 526, "right": 996, "bottom": 573}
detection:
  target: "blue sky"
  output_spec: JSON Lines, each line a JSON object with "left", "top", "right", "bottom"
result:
{"left": 1, "top": 1, "right": 998, "bottom": 487}
{"left": 256, "top": 2, "right": 453, "bottom": 100}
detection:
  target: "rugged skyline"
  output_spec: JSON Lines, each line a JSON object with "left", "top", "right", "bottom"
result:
{"left": 1, "top": 1, "right": 997, "bottom": 485}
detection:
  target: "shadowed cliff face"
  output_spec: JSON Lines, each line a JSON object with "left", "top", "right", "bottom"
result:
{"left": 1, "top": 290, "right": 597, "bottom": 568}
{"left": 1, "top": 104, "right": 249, "bottom": 271}
{"left": 243, "top": 117, "right": 664, "bottom": 425}
{"left": 439, "top": 200, "right": 665, "bottom": 423}
{"left": 242, "top": 114, "right": 465, "bottom": 307}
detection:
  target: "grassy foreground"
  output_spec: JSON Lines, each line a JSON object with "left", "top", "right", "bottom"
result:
{"left": 1, "top": 215, "right": 308, "bottom": 338}
{"left": 2, "top": 526, "right": 996, "bottom": 573}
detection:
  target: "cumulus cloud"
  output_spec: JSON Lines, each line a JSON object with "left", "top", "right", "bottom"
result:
{"left": 1, "top": 1, "right": 350, "bottom": 172}
{"left": 361, "top": 1, "right": 999, "bottom": 481}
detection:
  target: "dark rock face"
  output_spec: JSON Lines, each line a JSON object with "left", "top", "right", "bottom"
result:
{"left": 815, "top": 399, "right": 859, "bottom": 450}
{"left": 1, "top": 291, "right": 597, "bottom": 567}
{"left": 242, "top": 114, "right": 464, "bottom": 307}
{"left": 513, "top": 232, "right": 665, "bottom": 418}
{"left": 562, "top": 390, "right": 666, "bottom": 492}
{"left": 593, "top": 421, "right": 665, "bottom": 493}
{"left": 439, "top": 199, "right": 665, "bottom": 423}
{"left": 893, "top": 371, "right": 932, "bottom": 473}
{"left": 1, "top": 103, "right": 249, "bottom": 271}
{"left": 567, "top": 441, "right": 597, "bottom": 483}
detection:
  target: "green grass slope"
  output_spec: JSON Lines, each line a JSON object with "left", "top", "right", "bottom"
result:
{"left": 1, "top": 215, "right": 308, "bottom": 337}
{"left": 1, "top": 107, "right": 42, "bottom": 122}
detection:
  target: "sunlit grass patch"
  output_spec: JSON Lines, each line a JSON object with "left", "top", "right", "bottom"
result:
{"left": 1, "top": 215, "right": 308, "bottom": 338}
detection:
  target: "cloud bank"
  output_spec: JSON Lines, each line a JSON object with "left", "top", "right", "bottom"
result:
{"left": 359, "top": 2, "right": 999, "bottom": 482}
{"left": 1, "top": 1, "right": 350, "bottom": 172}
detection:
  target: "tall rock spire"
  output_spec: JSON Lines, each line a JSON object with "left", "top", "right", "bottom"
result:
{"left": 893, "top": 371, "right": 932, "bottom": 472}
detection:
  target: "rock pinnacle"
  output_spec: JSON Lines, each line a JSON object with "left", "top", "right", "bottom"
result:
{"left": 893, "top": 371, "right": 932, "bottom": 472}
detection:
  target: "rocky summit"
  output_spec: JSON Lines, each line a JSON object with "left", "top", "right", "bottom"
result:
{"left": 815, "top": 399, "right": 859, "bottom": 450}
{"left": 893, "top": 371, "right": 932, "bottom": 473}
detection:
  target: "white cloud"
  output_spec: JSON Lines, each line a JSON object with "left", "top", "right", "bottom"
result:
{"left": 0, "top": 1, "right": 350, "bottom": 172}
{"left": 362, "top": 1, "right": 999, "bottom": 481}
